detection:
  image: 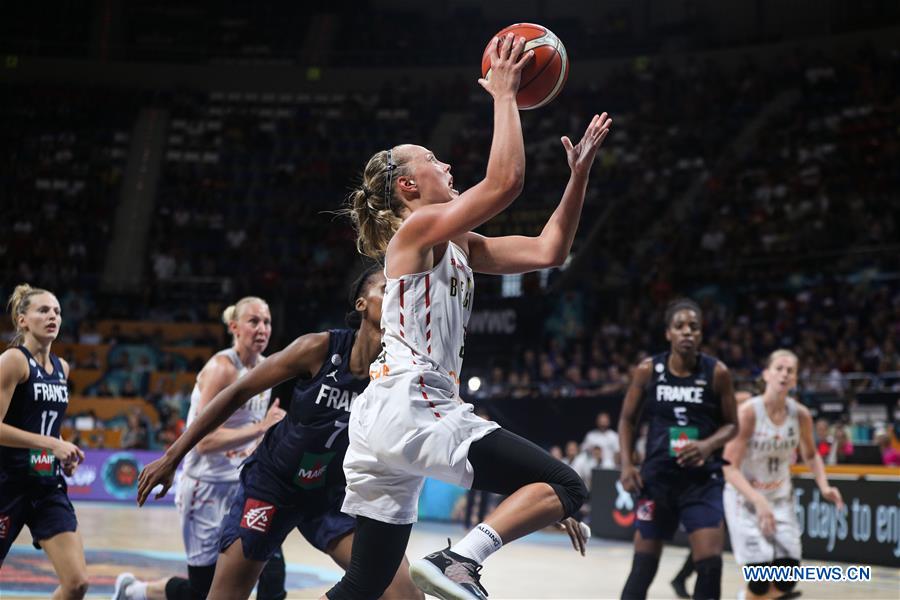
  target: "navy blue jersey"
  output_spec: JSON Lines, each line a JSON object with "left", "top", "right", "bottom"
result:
{"left": 252, "top": 329, "right": 367, "bottom": 496}
{"left": 642, "top": 352, "right": 723, "bottom": 473}
{"left": 0, "top": 347, "right": 69, "bottom": 481}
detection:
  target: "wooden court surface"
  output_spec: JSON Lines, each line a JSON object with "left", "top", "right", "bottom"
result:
{"left": 4, "top": 502, "right": 898, "bottom": 599}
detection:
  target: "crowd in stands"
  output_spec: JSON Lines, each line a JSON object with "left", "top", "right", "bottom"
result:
{"left": 0, "top": 86, "right": 137, "bottom": 297}
{"left": 468, "top": 278, "right": 900, "bottom": 402}
{"left": 660, "top": 46, "right": 900, "bottom": 284}
{"left": 2, "top": 43, "right": 898, "bottom": 455}
{"left": 545, "top": 411, "right": 900, "bottom": 504}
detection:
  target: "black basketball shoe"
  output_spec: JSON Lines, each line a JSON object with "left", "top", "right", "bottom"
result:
{"left": 409, "top": 540, "right": 490, "bottom": 600}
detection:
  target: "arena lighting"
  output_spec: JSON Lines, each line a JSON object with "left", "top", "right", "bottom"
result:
{"left": 468, "top": 376, "right": 482, "bottom": 392}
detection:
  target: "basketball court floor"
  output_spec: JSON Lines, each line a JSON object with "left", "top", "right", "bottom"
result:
{"left": 2, "top": 502, "right": 897, "bottom": 598}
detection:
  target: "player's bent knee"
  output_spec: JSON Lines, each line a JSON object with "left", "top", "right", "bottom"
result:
{"left": 744, "top": 563, "right": 770, "bottom": 597}
{"left": 549, "top": 463, "right": 588, "bottom": 518}
{"left": 61, "top": 576, "right": 89, "bottom": 599}
{"left": 692, "top": 556, "right": 722, "bottom": 600}
{"left": 772, "top": 558, "right": 799, "bottom": 592}
{"left": 621, "top": 552, "right": 660, "bottom": 599}
{"left": 746, "top": 579, "right": 770, "bottom": 596}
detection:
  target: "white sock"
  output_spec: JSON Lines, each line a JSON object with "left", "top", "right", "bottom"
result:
{"left": 450, "top": 523, "right": 503, "bottom": 564}
{"left": 126, "top": 581, "right": 149, "bottom": 600}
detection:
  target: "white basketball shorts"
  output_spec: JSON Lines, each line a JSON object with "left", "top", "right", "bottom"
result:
{"left": 724, "top": 483, "right": 802, "bottom": 565}
{"left": 341, "top": 370, "right": 499, "bottom": 525}
{"left": 176, "top": 473, "right": 240, "bottom": 566}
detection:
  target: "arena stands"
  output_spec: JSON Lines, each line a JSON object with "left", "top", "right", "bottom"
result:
{"left": 1, "top": 41, "right": 897, "bottom": 455}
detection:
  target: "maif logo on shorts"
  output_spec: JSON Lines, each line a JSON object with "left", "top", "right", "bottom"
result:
{"left": 293, "top": 451, "right": 335, "bottom": 490}
{"left": 0, "top": 515, "right": 10, "bottom": 539}
{"left": 636, "top": 499, "right": 655, "bottom": 522}
{"left": 240, "top": 499, "right": 276, "bottom": 533}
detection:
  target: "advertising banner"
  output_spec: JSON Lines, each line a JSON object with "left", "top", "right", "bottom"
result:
{"left": 65, "top": 450, "right": 463, "bottom": 517}
{"left": 590, "top": 469, "right": 900, "bottom": 567}
{"left": 64, "top": 449, "right": 183, "bottom": 504}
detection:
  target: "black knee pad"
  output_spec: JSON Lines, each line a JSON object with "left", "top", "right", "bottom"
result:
{"left": 165, "top": 572, "right": 214, "bottom": 600}
{"left": 549, "top": 464, "right": 588, "bottom": 518}
{"left": 746, "top": 579, "right": 770, "bottom": 596}
{"left": 692, "top": 556, "right": 722, "bottom": 600}
{"left": 621, "top": 552, "right": 661, "bottom": 600}
{"left": 743, "top": 563, "right": 770, "bottom": 597}
{"left": 773, "top": 558, "right": 799, "bottom": 592}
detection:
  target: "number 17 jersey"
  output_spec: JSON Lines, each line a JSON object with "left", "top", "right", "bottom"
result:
{"left": 0, "top": 347, "right": 69, "bottom": 482}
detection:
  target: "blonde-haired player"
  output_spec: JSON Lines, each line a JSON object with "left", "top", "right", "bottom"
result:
{"left": 723, "top": 349, "right": 844, "bottom": 599}
{"left": 0, "top": 284, "right": 87, "bottom": 599}
{"left": 325, "top": 32, "right": 610, "bottom": 600}
{"left": 115, "top": 297, "right": 286, "bottom": 600}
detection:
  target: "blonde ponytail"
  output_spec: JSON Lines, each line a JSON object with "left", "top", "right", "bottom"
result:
{"left": 340, "top": 147, "right": 409, "bottom": 259}
{"left": 7, "top": 283, "right": 52, "bottom": 347}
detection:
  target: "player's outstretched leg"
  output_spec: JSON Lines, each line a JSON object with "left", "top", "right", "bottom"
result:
{"left": 411, "top": 429, "right": 587, "bottom": 600}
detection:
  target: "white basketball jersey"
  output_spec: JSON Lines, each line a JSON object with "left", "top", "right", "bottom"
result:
{"left": 183, "top": 348, "right": 271, "bottom": 482}
{"left": 378, "top": 241, "right": 473, "bottom": 390}
{"left": 740, "top": 395, "right": 800, "bottom": 500}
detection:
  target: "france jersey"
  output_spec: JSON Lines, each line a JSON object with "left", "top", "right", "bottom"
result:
{"left": 218, "top": 329, "right": 368, "bottom": 559}
{"left": 634, "top": 351, "right": 726, "bottom": 540}
{"left": 0, "top": 347, "right": 69, "bottom": 481}
{"left": 249, "top": 328, "right": 367, "bottom": 499}
{"left": 642, "top": 351, "right": 723, "bottom": 474}
{"left": 1, "top": 347, "right": 77, "bottom": 562}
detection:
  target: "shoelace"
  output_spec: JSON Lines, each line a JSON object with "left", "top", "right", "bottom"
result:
{"left": 442, "top": 538, "right": 489, "bottom": 597}
{"left": 463, "top": 561, "right": 489, "bottom": 597}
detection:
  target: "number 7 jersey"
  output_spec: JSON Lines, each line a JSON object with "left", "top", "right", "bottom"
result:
{"left": 642, "top": 352, "right": 723, "bottom": 473}
{"left": 0, "top": 347, "right": 69, "bottom": 481}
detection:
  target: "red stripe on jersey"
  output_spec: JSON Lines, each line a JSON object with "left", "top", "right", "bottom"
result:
{"left": 398, "top": 278, "right": 405, "bottom": 337}
{"left": 424, "top": 274, "right": 431, "bottom": 307}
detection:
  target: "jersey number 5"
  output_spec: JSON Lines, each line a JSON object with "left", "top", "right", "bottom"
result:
{"left": 673, "top": 406, "right": 688, "bottom": 426}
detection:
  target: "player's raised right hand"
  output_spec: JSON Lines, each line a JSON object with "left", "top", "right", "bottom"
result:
{"left": 478, "top": 33, "right": 532, "bottom": 100}
{"left": 619, "top": 464, "right": 643, "bottom": 493}
{"left": 137, "top": 455, "right": 177, "bottom": 506}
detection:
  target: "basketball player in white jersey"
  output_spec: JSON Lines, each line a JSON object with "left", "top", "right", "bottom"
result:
{"left": 325, "top": 33, "right": 612, "bottom": 600}
{"left": 115, "top": 297, "right": 286, "bottom": 600}
{"left": 723, "top": 349, "right": 843, "bottom": 599}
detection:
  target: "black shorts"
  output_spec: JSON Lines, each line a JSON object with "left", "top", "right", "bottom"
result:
{"left": 0, "top": 478, "right": 78, "bottom": 562}
{"left": 636, "top": 463, "right": 724, "bottom": 540}
{"left": 218, "top": 458, "right": 355, "bottom": 562}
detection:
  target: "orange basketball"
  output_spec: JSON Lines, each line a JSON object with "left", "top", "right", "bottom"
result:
{"left": 481, "top": 23, "right": 569, "bottom": 110}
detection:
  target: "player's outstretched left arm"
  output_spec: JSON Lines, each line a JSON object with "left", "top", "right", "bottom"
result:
{"left": 463, "top": 112, "right": 612, "bottom": 275}
{"left": 797, "top": 404, "right": 844, "bottom": 508}
{"left": 677, "top": 361, "right": 738, "bottom": 468}
{"left": 136, "top": 333, "right": 327, "bottom": 505}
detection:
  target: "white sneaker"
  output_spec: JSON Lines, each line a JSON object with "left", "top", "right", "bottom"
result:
{"left": 112, "top": 572, "right": 136, "bottom": 600}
